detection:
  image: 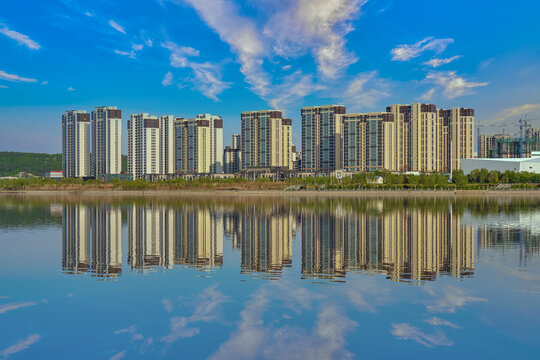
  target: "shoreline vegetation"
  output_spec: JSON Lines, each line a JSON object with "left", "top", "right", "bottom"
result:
{"left": 1, "top": 170, "right": 540, "bottom": 194}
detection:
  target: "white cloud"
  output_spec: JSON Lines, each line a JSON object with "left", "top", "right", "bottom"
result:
{"left": 425, "top": 70, "right": 488, "bottom": 99}
{"left": 0, "top": 301, "right": 38, "bottom": 314}
{"left": 343, "top": 71, "right": 391, "bottom": 109}
{"left": 419, "top": 87, "right": 436, "bottom": 101}
{"left": 282, "top": 65, "right": 292, "bottom": 70}
{"left": 264, "top": 0, "right": 364, "bottom": 79}
{"left": 0, "top": 85, "right": 7, "bottom": 88}
{"left": 162, "top": 41, "right": 230, "bottom": 100}
{"left": 485, "top": 103, "right": 540, "bottom": 126}
{"left": 391, "top": 37, "right": 453, "bottom": 61}
{"left": 210, "top": 284, "right": 357, "bottom": 360}
{"left": 424, "top": 317, "right": 460, "bottom": 329}
{"left": 424, "top": 55, "right": 462, "bottom": 68}
{"left": 162, "top": 298, "right": 173, "bottom": 312}
{"left": 0, "top": 334, "right": 41, "bottom": 358}
{"left": 109, "top": 350, "right": 126, "bottom": 360}
{"left": 67, "top": 86, "right": 74, "bottom": 91}
{"left": 141, "top": 32, "right": 153, "bottom": 47}
{"left": 0, "top": 70, "right": 37, "bottom": 83}
{"left": 84, "top": 11, "right": 94, "bottom": 17}
{"left": 108, "top": 20, "right": 126, "bottom": 34}
{"left": 181, "top": 0, "right": 269, "bottom": 96}
{"left": 132, "top": 44, "right": 144, "bottom": 51}
{"left": 268, "top": 71, "right": 325, "bottom": 111}
{"left": 0, "top": 24, "right": 41, "bottom": 50}
{"left": 162, "top": 285, "right": 229, "bottom": 346}
{"left": 426, "top": 286, "right": 487, "bottom": 313}
{"left": 391, "top": 323, "right": 453, "bottom": 347}
{"left": 114, "top": 49, "right": 136, "bottom": 59}
{"left": 41, "top": 81, "right": 48, "bottom": 85}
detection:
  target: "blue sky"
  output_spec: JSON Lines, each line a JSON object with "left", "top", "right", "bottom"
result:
{"left": 1, "top": 0, "right": 539, "bottom": 153}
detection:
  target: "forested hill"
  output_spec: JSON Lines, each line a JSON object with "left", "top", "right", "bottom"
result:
{"left": 0, "top": 152, "right": 128, "bottom": 176}
{"left": 0, "top": 152, "right": 62, "bottom": 176}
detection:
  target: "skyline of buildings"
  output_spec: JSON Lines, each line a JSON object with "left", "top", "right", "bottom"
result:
{"left": 63, "top": 101, "right": 483, "bottom": 179}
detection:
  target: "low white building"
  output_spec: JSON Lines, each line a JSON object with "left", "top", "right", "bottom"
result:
{"left": 461, "top": 157, "right": 540, "bottom": 174}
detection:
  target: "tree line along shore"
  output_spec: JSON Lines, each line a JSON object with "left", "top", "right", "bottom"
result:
{"left": 1, "top": 169, "right": 540, "bottom": 191}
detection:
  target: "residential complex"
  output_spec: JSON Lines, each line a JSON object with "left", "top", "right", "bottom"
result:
{"left": 62, "top": 110, "right": 91, "bottom": 177}
{"left": 62, "top": 101, "right": 478, "bottom": 179}
{"left": 385, "top": 104, "right": 474, "bottom": 172}
{"left": 241, "top": 110, "right": 293, "bottom": 170}
{"left": 91, "top": 106, "right": 122, "bottom": 177}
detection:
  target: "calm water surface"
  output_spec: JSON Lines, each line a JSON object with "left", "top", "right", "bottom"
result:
{"left": 0, "top": 195, "right": 539, "bottom": 359}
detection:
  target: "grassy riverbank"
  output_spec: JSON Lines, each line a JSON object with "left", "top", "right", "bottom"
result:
{"left": 1, "top": 169, "right": 540, "bottom": 192}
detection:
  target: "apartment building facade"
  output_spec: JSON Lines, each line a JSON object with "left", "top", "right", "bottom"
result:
{"left": 62, "top": 110, "right": 91, "bottom": 177}
{"left": 386, "top": 103, "right": 475, "bottom": 173}
{"left": 241, "top": 110, "right": 292, "bottom": 170}
{"left": 159, "top": 115, "right": 176, "bottom": 175}
{"left": 91, "top": 106, "right": 121, "bottom": 177}
{"left": 342, "top": 112, "right": 396, "bottom": 172}
{"left": 301, "top": 105, "right": 346, "bottom": 174}
{"left": 175, "top": 114, "right": 223, "bottom": 175}
{"left": 128, "top": 113, "right": 161, "bottom": 179}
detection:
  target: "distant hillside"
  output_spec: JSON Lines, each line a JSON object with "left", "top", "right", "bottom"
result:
{"left": 0, "top": 152, "right": 62, "bottom": 177}
{"left": 0, "top": 152, "right": 128, "bottom": 176}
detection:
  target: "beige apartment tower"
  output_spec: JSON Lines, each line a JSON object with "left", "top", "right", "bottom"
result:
{"left": 91, "top": 106, "right": 121, "bottom": 177}
{"left": 241, "top": 110, "right": 292, "bottom": 170}
{"left": 439, "top": 108, "right": 475, "bottom": 171}
{"left": 62, "top": 110, "right": 91, "bottom": 177}
{"left": 128, "top": 113, "right": 161, "bottom": 179}
{"left": 175, "top": 114, "right": 224, "bottom": 175}
{"left": 387, "top": 103, "right": 475, "bottom": 173}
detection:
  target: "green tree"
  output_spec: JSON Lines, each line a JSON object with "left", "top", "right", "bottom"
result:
{"left": 487, "top": 170, "right": 500, "bottom": 184}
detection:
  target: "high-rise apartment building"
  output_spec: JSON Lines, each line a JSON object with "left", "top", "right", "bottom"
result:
{"left": 91, "top": 106, "right": 121, "bottom": 177}
{"left": 387, "top": 103, "right": 475, "bottom": 173}
{"left": 241, "top": 110, "right": 292, "bottom": 170}
{"left": 175, "top": 114, "right": 223, "bottom": 175}
{"left": 128, "top": 113, "right": 161, "bottom": 179}
{"left": 301, "top": 105, "right": 346, "bottom": 174}
{"left": 224, "top": 133, "right": 242, "bottom": 174}
{"left": 342, "top": 112, "right": 395, "bottom": 172}
{"left": 224, "top": 147, "right": 241, "bottom": 174}
{"left": 159, "top": 115, "right": 176, "bottom": 175}
{"left": 439, "top": 108, "right": 474, "bottom": 171}
{"left": 62, "top": 110, "right": 91, "bottom": 177}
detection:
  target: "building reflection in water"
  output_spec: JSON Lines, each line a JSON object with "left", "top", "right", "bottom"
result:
{"left": 62, "top": 204, "right": 122, "bottom": 278}
{"left": 301, "top": 204, "right": 474, "bottom": 283}
{"left": 477, "top": 212, "right": 540, "bottom": 266}
{"left": 61, "top": 200, "right": 479, "bottom": 283}
{"left": 128, "top": 204, "right": 223, "bottom": 271}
